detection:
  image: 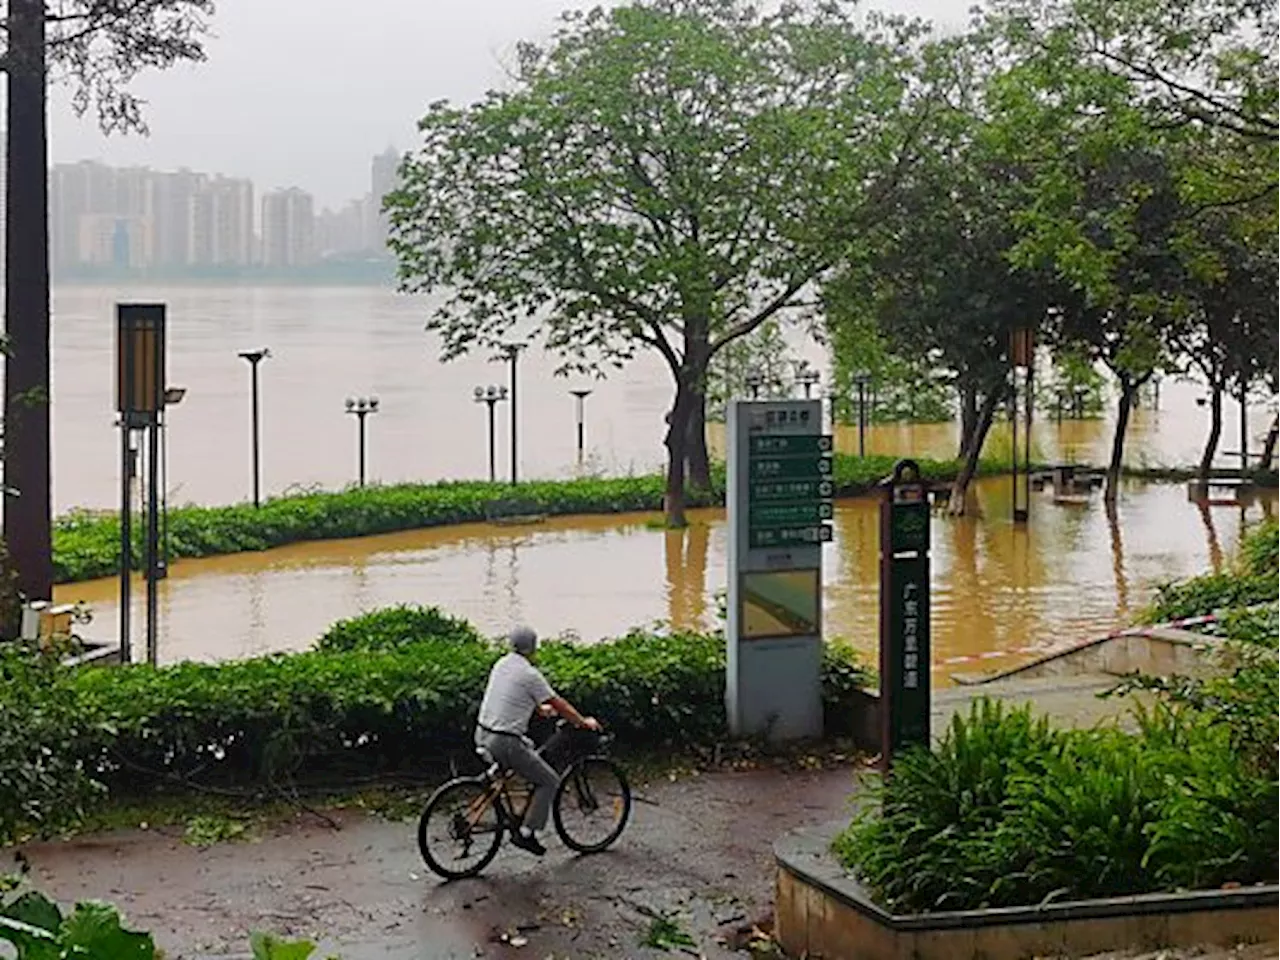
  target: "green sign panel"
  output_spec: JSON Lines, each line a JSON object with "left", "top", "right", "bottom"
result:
{"left": 749, "top": 479, "right": 834, "bottom": 502}
{"left": 890, "top": 501, "right": 930, "bottom": 554}
{"left": 749, "top": 501, "right": 833, "bottom": 528}
{"left": 885, "top": 556, "right": 930, "bottom": 753}
{"left": 748, "top": 524, "right": 833, "bottom": 549}
{"left": 748, "top": 434, "right": 833, "bottom": 456}
{"left": 749, "top": 455, "right": 833, "bottom": 481}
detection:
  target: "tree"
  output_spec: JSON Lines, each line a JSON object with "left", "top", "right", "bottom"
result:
{"left": 387, "top": 0, "right": 933, "bottom": 526}
{"left": 1, "top": 0, "right": 212, "bottom": 610}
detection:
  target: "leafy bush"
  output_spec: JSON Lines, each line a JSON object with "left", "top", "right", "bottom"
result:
{"left": 836, "top": 692, "right": 1278, "bottom": 912}
{"left": 0, "top": 619, "right": 869, "bottom": 839}
{"left": 315, "top": 604, "right": 482, "bottom": 652}
{"left": 0, "top": 641, "right": 105, "bottom": 844}
{"left": 0, "top": 881, "right": 324, "bottom": 960}
{"left": 1142, "top": 518, "right": 1278, "bottom": 623}
{"left": 52, "top": 455, "right": 1003, "bottom": 583}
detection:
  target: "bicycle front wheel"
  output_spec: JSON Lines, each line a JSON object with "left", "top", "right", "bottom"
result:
{"left": 552, "top": 756, "right": 631, "bottom": 853}
{"left": 418, "top": 777, "right": 503, "bottom": 880}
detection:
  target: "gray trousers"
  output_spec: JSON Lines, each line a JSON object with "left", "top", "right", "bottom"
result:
{"left": 476, "top": 728, "right": 560, "bottom": 832}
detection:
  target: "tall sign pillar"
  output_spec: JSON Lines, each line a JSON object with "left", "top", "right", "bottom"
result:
{"left": 117, "top": 303, "right": 168, "bottom": 666}
{"left": 726, "top": 399, "right": 833, "bottom": 740}
{"left": 878, "top": 459, "right": 932, "bottom": 769}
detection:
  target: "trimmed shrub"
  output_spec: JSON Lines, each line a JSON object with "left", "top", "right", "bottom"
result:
{"left": 316, "top": 604, "right": 482, "bottom": 652}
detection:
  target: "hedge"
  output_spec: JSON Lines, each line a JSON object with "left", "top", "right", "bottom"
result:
{"left": 0, "top": 607, "right": 872, "bottom": 841}
{"left": 52, "top": 454, "right": 1005, "bottom": 583}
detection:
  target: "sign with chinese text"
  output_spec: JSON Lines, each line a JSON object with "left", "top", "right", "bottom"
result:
{"left": 879, "top": 458, "right": 932, "bottom": 767}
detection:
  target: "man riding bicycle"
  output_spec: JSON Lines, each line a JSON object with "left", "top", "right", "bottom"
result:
{"left": 475, "top": 625, "right": 601, "bottom": 856}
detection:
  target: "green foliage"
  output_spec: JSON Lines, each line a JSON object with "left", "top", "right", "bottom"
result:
{"left": 641, "top": 913, "right": 698, "bottom": 950}
{"left": 0, "top": 641, "right": 105, "bottom": 845}
{"left": 1141, "top": 518, "right": 1279, "bottom": 622}
{"left": 315, "top": 604, "right": 482, "bottom": 653}
{"left": 0, "top": 883, "right": 323, "bottom": 960}
{"left": 0, "top": 615, "right": 869, "bottom": 838}
{"left": 183, "top": 813, "right": 249, "bottom": 848}
{"left": 0, "top": 887, "right": 156, "bottom": 960}
{"left": 836, "top": 690, "right": 1278, "bottom": 911}
{"left": 52, "top": 456, "right": 998, "bottom": 584}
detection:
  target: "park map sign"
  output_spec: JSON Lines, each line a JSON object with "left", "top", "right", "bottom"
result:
{"left": 725, "top": 399, "right": 832, "bottom": 740}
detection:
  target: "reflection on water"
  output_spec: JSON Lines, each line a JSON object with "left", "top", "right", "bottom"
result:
{"left": 55, "top": 478, "right": 1276, "bottom": 682}
{"left": 49, "top": 285, "right": 1276, "bottom": 509}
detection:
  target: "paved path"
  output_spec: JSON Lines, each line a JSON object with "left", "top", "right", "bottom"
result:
{"left": 12, "top": 677, "right": 1268, "bottom": 960}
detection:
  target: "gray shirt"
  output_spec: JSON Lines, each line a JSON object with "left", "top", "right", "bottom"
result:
{"left": 477, "top": 652, "right": 556, "bottom": 736}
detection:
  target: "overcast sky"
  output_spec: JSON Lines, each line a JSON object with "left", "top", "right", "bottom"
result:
{"left": 48, "top": 0, "right": 972, "bottom": 210}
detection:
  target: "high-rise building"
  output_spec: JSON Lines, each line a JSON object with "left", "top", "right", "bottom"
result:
{"left": 260, "top": 187, "right": 316, "bottom": 268}
{"left": 208, "top": 176, "right": 254, "bottom": 266}
{"left": 370, "top": 147, "right": 401, "bottom": 255}
{"left": 316, "top": 196, "right": 370, "bottom": 258}
{"left": 152, "top": 168, "right": 202, "bottom": 267}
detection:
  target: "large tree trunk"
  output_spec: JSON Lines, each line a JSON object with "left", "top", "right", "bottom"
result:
{"left": 3, "top": 0, "right": 54, "bottom": 611}
{"left": 948, "top": 384, "right": 1003, "bottom": 518}
{"left": 958, "top": 384, "right": 978, "bottom": 460}
{"left": 686, "top": 387, "right": 712, "bottom": 491}
{"left": 1197, "top": 382, "right": 1223, "bottom": 488}
{"left": 663, "top": 384, "right": 695, "bottom": 528}
{"left": 1104, "top": 376, "right": 1143, "bottom": 506}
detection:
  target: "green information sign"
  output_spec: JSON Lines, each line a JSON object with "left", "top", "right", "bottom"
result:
{"left": 748, "top": 434, "right": 833, "bottom": 456}
{"left": 890, "top": 501, "right": 930, "bottom": 554}
{"left": 749, "top": 501, "right": 833, "bottom": 528}
{"left": 749, "top": 455, "right": 832, "bottom": 481}
{"left": 748, "top": 479, "right": 834, "bottom": 502}
{"left": 748, "top": 524, "right": 833, "bottom": 549}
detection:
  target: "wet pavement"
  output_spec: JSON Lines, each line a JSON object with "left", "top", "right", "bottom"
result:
{"left": 19, "top": 762, "right": 864, "bottom": 960}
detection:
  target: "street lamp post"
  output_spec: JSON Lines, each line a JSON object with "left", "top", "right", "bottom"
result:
{"left": 570, "top": 388, "right": 592, "bottom": 465}
{"left": 345, "top": 396, "right": 379, "bottom": 487}
{"left": 745, "top": 371, "right": 763, "bottom": 399}
{"left": 237, "top": 348, "right": 270, "bottom": 507}
{"left": 473, "top": 385, "right": 508, "bottom": 481}
{"left": 159, "top": 386, "right": 187, "bottom": 579}
{"left": 497, "top": 342, "right": 526, "bottom": 484}
{"left": 792, "top": 360, "right": 820, "bottom": 399}
{"left": 852, "top": 370, "right": 871, "bottom": 458}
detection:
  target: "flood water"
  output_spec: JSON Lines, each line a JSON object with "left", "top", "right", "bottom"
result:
{"left": 55, "top": 477, "right": 1276, "bottom": 680}
{"left": 47, "top": 285, "right": 1277, "bottom": 510}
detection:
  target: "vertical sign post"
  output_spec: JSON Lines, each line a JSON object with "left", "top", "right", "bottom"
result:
{"left": 726, "top": 399, "right": 833, "bottom": 740}
{"left": 116, "top": 303, "right": 167, "bottom": 666}
{"left": 878, "top": 459, "right": 931, "bottom": 769}
{"left": 1010, "top": 328, "right": 1034, "bottom": 523}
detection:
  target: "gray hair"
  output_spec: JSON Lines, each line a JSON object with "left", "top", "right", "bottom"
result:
{"left": 509, "top": 625, "right": 538, "bottom": 655}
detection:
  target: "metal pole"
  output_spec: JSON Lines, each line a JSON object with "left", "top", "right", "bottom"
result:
{"left": 145, "top": 417, "right": 161, "bottom": 665}
{"left": 1022, "top": 364, "right": 1033, "bottom": 522}
{"left": 576, "top": 404, "right": 585, "bottom": 463}
{"left": 1240, "top": 381, "right": 1249, "bottom": 476}
{"left": 160, "top": 409, "right": 169, "bottom": 578}
{"left": 358, "top": 412, "right": 368, "bottom": 487}
{"left": 119, "top": 421, "right": 132, "bottom": 664}
{"left": 858, "top": 382, "right": 866, "bottom": 458}
{"left": 508, "top": 351, "right": 519, "bottom": 485}
{"left": 1011, "top": 373, "right": 1019, "bottom": 523}
{"left": 487, "top": 400, "right": 497, "bottom": 482}
{"left": 250, "top": 360, "right": 262, "bottom": 508}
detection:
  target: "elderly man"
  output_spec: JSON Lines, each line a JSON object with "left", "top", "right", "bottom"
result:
{"left": 475, "top": 626, "right": 601, "bottom": 856}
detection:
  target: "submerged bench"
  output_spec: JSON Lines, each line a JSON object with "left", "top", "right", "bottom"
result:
{"left": 484, "top": 498, "right": 549, "bottom": 526}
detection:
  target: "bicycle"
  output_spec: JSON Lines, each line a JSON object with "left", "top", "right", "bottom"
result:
{"left": 417, "top": 720, "right": 632, "bottom": 880}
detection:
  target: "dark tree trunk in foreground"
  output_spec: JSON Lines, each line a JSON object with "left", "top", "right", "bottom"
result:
{"left": 1105, "top": 375, "right": 1146, "bottom": 506}
{"left": 958, "top": 384, "right": 978, "bottom": 460}
{"left": 663, "top": 385, "right": 694, "bottom": 528}
{"left": 1259, "top": 414, "right": 1279, "bottom": 473}
{"left": 1197, "top": 382, "right": 1223, "bottom": 487}
{"left": 3, "top": 0, "right": 54, "bottom": 610}
{"left": 686, "top": 390, "right": 712, "bottom": 492}
{"left": 948, "top": 385, "right": 1002, "bottom": 517}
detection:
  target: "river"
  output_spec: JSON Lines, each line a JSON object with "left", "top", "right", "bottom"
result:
{"left": 48, "top": 285, "right": 1276, "bottom": 510}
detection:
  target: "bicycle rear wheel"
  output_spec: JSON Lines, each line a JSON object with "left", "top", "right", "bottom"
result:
{"left": 552, "top": 756, "right": 631, "bottom": 853}
{"left": 418, "top": 777, "right": 503, "bottom": 880}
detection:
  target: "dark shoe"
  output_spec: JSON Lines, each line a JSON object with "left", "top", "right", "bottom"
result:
{"left": 509, "top": 830, "right": 546, "bottom": 856}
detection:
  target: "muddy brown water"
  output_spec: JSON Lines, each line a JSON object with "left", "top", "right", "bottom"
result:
{"left": 55, "top": 476, "right": 1275, "bottom": 678}
{"left": 47, "top": 285, "right": 1275, "bottom": 510}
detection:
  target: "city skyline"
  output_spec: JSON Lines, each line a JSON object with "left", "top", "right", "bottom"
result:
{"left": 43, "top": 147, "right": 403, "bottom": 274}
